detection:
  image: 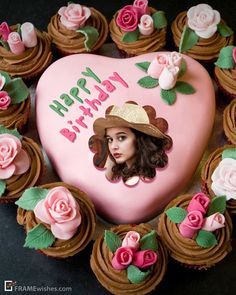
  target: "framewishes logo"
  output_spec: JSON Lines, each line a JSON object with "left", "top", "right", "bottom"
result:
{"left": 4, "top": 281, "right": 17, "bottom": 292}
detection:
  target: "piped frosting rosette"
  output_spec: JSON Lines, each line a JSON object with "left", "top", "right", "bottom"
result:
{"left": 90, "top": 223, "right": 168, "bottom": 295}
{"left": 201, "top": 145, "right": 236, "bottom": 214}
{"left": 223, "top": 99, "right": 236, "bottom": 144}
{"left": 16, "top": 182, "right": 96, "bottom": 258}
{"left": 158, "top": 193, "right": 232, "bottom": 269}
{"left": 0, "top": 126, "right": 45, "bottom": 203}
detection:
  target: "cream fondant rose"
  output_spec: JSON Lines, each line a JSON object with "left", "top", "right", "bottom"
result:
{"left": 168, "top": 51, "right": 183, "bottom": 68}
{"left": 158, "top": 65, "right": 179, "bottom": 90}
{"left": 202, "top": 213, "right": 225, "bottom": 232}
{"left": 187, "top": 4, "right": 221, "bottom": 39}
{"left": 138, "top": 14, "right": 154, "bottom": 36}
{"left": 0, "top": 91, "right": 11, "bottom": 110}
{"left": 122, "top": 231, "right": 140, "bottom": 251}
{"left": 34, "top": 186, "right": 81, "bottom": 240}
{"left": 211, "top": 158, "right": 236, "bottom": 200}
{"left": 21, "top": 22, "right": 37, "bottom": 48}
{"left": 7, "top": 32, "right": 25, "bottom": 55}
{"left": 58, "top": 3, "right": 91, "bottom": 30}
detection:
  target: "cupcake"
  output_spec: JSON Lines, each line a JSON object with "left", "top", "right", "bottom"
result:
{"left": 47, "top": 2, "right": 108, "bottom": 56}
{"left": 109, "top": 0, "right": 167, "bottom": 57}
{"left": 90, "top": 223, "right": 168, "bottom": 295}
{"left": 201, "top": 145, "right": 236, "bottom": 215}
{"left": 0, "top": 70, "right": 30, "bottom": 132}
{"left": 214, "top": 46, "right": 236, "bottom": 101}
{"left": 171, "top": 4, "right": 234, "bottom": 64}
{"left": 158, "top": 193, "right": 232, "bottom": 269}
{"left": 223, "top": 99, "right": 236, "bottom": 144}
{"left": 16, "top": 182, "right": 96, "bottom": 258}
{"left": 0, "top": 22, "right": 52, "bottom": 83}
{"left": 0, "top": 126, "right": 45, "bottom": 203}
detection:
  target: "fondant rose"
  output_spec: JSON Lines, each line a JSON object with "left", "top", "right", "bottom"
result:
{"left": 179, "top": 210, "right": 204, "bottom": 238}
{"left": 116, "top": 5, "right": 139, "bottom": 32}
{"left": 7, "top": 32, "right": 25, "bottom": 55}
{"left": 21, "top": 22, "right": 37, "bottom": 48}
{"left": 202, "top": 213, "right": 225, "bottom": 232}
{"left": 168, "top": 51, "right": 183, "bottom": 68}
{"left": 233, "top": 47, "right": 236, "bottom": 64}
{"left": 0, "top": 91, "right": 11, "bottom": 110}
{"left": 132, "top": 249, "right": 158, "bottom": 269}
{"left": 0, "top": 22, "right": 11, "bottom": 42}
{"left": 58, "top": 3, "right": 91, "bottom": 30}
{"left": 122, "top": 231, "right": 140, "bottom": 251}
{"left": 138, "top": 14, "right": 154, "bottom": 36}
{"left": 147, "top": 53, "right": 169, "bottom": 79}
{"left": 211, "top": 158, "right": 236, "bottom": 201}
{"left": 187, "top": 193, "right": 210, "bottom": 214}
{"left": 34, "top": 186, "right": 81, "bottom": 240}
{"left": 0, "top": 74, "right": 6, "bottom": 91}
{"left": 0, "top": 134, "right": 30, "bottom": 179}
{"left": 159, "top": 65, "right": 179, "bottom": 90}
{"left": 187, "top": 4, "right": 221, "bottom": 39}
{"left": 133, "top": 0, "right": 149, "bottom": 17}
{"left": 112, "top": 247, "right": 133, "bottom": 270}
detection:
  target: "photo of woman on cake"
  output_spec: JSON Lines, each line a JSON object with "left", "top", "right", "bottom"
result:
{"left": 89, "top": 102, "right": 172, "bottom": 185}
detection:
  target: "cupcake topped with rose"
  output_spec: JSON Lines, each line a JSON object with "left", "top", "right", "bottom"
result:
{"left": 0, "top": 21, "right": 52, "bottom": 82}
{"left": 109, "top": 0, "right": 168, "bottom": 57}
{"left": 171, "top": 3, "right": 234, "bottom": 63}
{"left": 47, "top": 2, "right": 108, "bottom": 55}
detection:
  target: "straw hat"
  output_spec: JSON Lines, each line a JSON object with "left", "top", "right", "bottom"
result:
{"left": 93, "top": 103, "right": 169, "bottom": 139}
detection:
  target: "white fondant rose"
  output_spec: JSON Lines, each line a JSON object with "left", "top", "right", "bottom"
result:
{"left": 158, "top": 65, "right": 179, "bottom": 90}
{"left": 58, "top": 3, "right": 91, "bottom": 30}
{"left": 187, "top": 4, "right": 221, "bottom": 39}
{"left": 138, "top": 14, "right": 154, "bottom": 36}
{"left": 21, "top": 22, "right": 37, "bottom": 48}
{"left": 168, "top": 51, "right": 183, "bottom": 68}
{"left": 0, "top": 74, "right": 6, "bottom": 91}
{"left": 211, "top": 158, "right": 236, "bottom": 200}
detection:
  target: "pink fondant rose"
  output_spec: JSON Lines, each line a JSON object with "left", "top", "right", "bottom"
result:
{"left": 168, "top": 51, "right": 183, "bottom": 68}
{"left": 132, "top": 249, "right": 158, "bottom": 269}
{"left": 158, "top": 65, "right": 179, "bottom": 90}
{"left": 0, "top": 74, "right": 6, "bottom": 91}
{"left": 202, "top": 213, "right": 225, "bottom": 232}
{"left": 233, "top": 47, "right": 236, "bottom": 64}
{"left": 112, "top": 247, "right": 133, "bottom": 270}
{"left": 34, "top": 186, "right": 81, "bottom": 240}
{"left": 0, "top": 22, "right": 11, "bottom": 42}
{"left": 116, "top": 5, "right": 139, "bottom": 32}
{"left": 179, "top": 210, "right": 204, "bottom": 238}
{"left": 122, "top": 231, "right": 140, "bottom": 251}
{"left": 211, "top": 158, "right": 236, "bottom": 201}
{"left": 187, "top": 4, "right": 221, "bottom": 39}
{"left": 0, "top": 91, "right": 11, "bottom": 110}
{"left": 7, "top": 32, "right": 25, "bottom": 55}
{"left": 133, "top": 0, "right": 149, "bottom": 17}
{"left": 187, "top": 193, "right": 210, "bottom": 214}
{"left": 0, "top": 134, "right": 30, "bottom": 179}
{"left": 138, "top": 14, "right": 154, "bottom": 35}
{"left": 58, "top": 3, "right": 91, "bottom": 30}
{"left": 147, "top": 53, "right": 169, "bottom": 79}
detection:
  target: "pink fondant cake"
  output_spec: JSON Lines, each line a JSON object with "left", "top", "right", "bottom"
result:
{"left": 36, "top": 52, "right": 215, "bottom": 223}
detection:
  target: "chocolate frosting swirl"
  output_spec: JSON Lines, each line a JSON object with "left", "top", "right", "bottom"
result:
{"left": 158, "top": 194, "right": 232, "bottom": 269}
{"left": 109, "top": 8, "right": 167, "bottom": 56}
{"left": 0, "top": 136, "right": 45, "bottom": 203}
{"left": 90, "top": 223, "right": 168, "bottom": 295}
{"left": 17, "top": 182, "right": 96, "bottom": 258}
{"left": 201, "top": 145, "right": 236, "bottom": 214}
{"left": 47, "top": 7, "right": 108, "bottom": 55}
{"left": 171, "top": 11, "right": 234, "bottom": 62}
{"left": 223, "top": 99, "right": 236, "bottom": 144}
{"left": 214, "top": 67, "right": 236, "bottom": 99}
{"left": 0, "top": 97, "right": 30, "bottom": 132}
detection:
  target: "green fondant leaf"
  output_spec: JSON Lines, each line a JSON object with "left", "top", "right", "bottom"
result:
{"left": 135, "top": 62, "right": 151, "bottom": 73}
{"left": 165, "top": 207, "right": 187, "bottom": 223}
{"left": 0, "top": 180, "right": 6, "bottom": 197}
{"left": 0, "top": 125, "right": 21, "bottom": 139}
{"left": 81, "top": 67, "right": 101, "bottom": 83}
{"left": 207, "top": 196, "right": 227, "bottom": 216}
{"left": 104, "top": 230, "right": 122, "bottom": 253}
{"left": 196, "top": 230, "right": 218, "bottom": 248}
{"left": 215, "top": 46, "right": 235, "bottom": 69}
{"left": 179, "top": 26, "right": 199, "bottom": 53}
{"left": 217, "top": 23, "right": 234, "bottom": 37}
{"left": 122, "top": 29, "right": 139, "bottom": 43}
{"left": 0, "top": 39, "right": 10, "bottom": 50}
{"left": 24, "top": 224, "right": 55, "bottom": 250}
{"left": 127, "top": 265, "right": 151, "bottom": 284}
{"left": 174, "top": 81, "right": 196, "bottom": 94}
{"left": 15, "top": 187, "right": 49, "bottom": 210}
{"left": 4, "top": 78, "right": 29, "bottom": 104}
{"left": 0, "top": 70, "right": 11, "bottom": 84}
{"left": 76, "top": 26, "right": 99, "bottom": 51}
{"left": 222, "top": 148, "right": 236, "bottom": 160}
{"left": 152, "top": 11, "right": 167, "bottom": 29}
{"left": 137, "top": 76, "right": 159, "bottom": 88}
{"left": 16, "top": 23, "right": 21, "bottom": 35}
{"left": 178, "top": 59, "right": 187, "bottom": 78}
{"left": 140, "top": 230, "right": 158, "bottom": 251}
{"left": 161, "top": 89, "right": 176, "bottom": 105}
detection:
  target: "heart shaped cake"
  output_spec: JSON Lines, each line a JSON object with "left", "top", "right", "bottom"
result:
{"left": 36, "top": 52, "right": 215, "bottom": 223}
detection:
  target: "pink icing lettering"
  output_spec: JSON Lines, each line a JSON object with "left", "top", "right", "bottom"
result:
{"left": 101, "top": 80, "right": 116, "bottom": 92}
{"left": 49, "top": 100, "right": 68, "bottom": 117}
{"left": 72, "top": 126, "right": 80, "bottom": 133}
{"left": 60, "top": 94, "right": 74, "bottom": 106}
{"left": 94, "top": 86, "right": 109, "bottom": 102}
{"left": 84, "top": 98, "right": 101, "bottom": 111}
{"left": 75, "top": 116, "right": 87, "bottom": 128}
{"left": 79, "top": 106, "right": 93, "bottom": 117}
{"left": 109, "top": 72, "right": 129, "bottom": 88}
{"left": 77, "top": 78, "right": 90, "bottom": 94}
{"left": 60, "top": 128, "right": 76, "bottom": 142}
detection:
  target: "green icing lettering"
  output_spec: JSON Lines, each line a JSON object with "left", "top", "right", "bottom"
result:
{"left": 77, "top": 78, "right": 90, "bottom": 94}
{"left": 81, "top": 67, "right": 101, "bottom": 83}
{"left": 60, "top": 94, "right": 74, "bottom": 106}
{"left": 70, "top": 87, "right": 83, "bottom": 103}
{"left": 49, "top": 100, "right": 68, "bottom": 117}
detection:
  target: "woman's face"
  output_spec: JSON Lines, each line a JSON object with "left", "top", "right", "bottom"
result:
{"left": 106, "top": 127, "right": 136, "bottom": 167}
